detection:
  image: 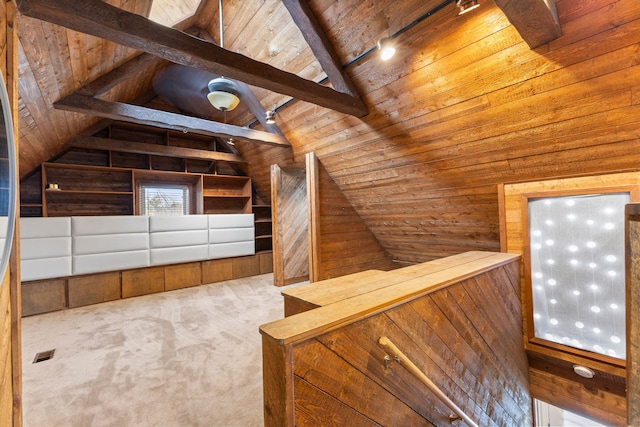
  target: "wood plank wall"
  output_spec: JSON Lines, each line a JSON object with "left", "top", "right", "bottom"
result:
{"left": 306, "top": 153, "right": 395, "bottom": 281}
{"left": 500, "top": 172, "right": 638, "bottom": 425}
{"left": 1, "top": 1, "right": 19, "bottom": 425}
{"left": 271, "top": 164, "right": 309, "bottom": 286}
{"left": 232, "top": 0, "right": 640, "bottom": 268}
{"left": 261, "top": 256, "right": 530, "bottom": 426}
{"left": 626, "top": 203, "right": 640, "bottom": 426}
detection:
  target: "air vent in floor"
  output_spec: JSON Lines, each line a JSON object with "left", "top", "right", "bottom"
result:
{"left": 33, "top": 349, "right": 55, "bottom": 363}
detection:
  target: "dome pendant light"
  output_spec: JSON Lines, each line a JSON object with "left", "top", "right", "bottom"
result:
{"left": 207, "top": 0, "right": 241, "bottom": 111}
{"left": 207, "top": 77, "right": 240, "bottom": 111}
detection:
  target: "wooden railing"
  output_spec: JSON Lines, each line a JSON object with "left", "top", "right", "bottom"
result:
{"left": 260, "top": 251, "right": 532, "bottom": 426}
{"left": 378, "top": 336, "right": 479, "bottom": 427}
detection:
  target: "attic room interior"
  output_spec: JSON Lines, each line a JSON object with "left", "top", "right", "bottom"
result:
{"left": 1, "top": 0, "right": 640, "bottom": 425}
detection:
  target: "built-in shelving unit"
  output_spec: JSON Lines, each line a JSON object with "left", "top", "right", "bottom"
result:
{"left": 203, "top": 175, "right": 252, "bottom": 214}
{"left": 22, "top": 162, "right": 253, "bottom": 217}
{"left": 43, "top": 163, "right": 134, "bottom": 216}
{"left": 253, "top": 204, "right": 273, "bottom": 253}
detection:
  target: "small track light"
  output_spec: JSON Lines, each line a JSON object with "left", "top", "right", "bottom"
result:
{"left": 265, "top": 109, "right": 275, "bottom": 124}
{"left": 377, "top": 37, "right": 396, "bottom": 61}
{"left": 457, "top": 0, "right": 480, "bottom": 15}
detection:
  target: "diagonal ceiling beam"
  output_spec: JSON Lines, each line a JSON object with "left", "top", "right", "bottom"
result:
{"left": 77, "top": 52, "right": 162, "bottom": 98}
{"left": 494, "top": 0, "right": 562, "bottom": 49}
{"left": 55, "top": 94, "right": 291, "bottom": 147}
{"left": 281, "top": 0, "right": 361, "bottom": 98}
{"left": 16, "top": 0, "right": 369, "bottom": 117}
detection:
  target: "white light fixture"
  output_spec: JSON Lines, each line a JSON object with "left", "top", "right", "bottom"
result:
{"left": 207, "top": 77, "right": 240, "bottom": 111}
{"left": 265, "top": 109, "right": 275, "bottom": 124}
{"left": 206, "top": 0, "right": 241, "bottom": 112}
{"left": 377, "top": 37, "right": 396, "bottom": 61}
{"left": 573, "top": 365, "right": 595, "bottom": 379}
{"left": 456, "top": 0, "right": 480, "bottom": 15}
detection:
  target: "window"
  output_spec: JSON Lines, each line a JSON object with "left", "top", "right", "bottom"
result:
{"left": 534, "top": 400, "right": 607, "bottom": 427}
{"left": 139, "top": 184, "right": 190, "bottom": 216}
{"left": 528, "top": 193, "right": 628, "bottom": 359}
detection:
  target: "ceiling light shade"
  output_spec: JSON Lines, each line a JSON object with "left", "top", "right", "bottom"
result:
{"left": 457, "top": 0, "right": 480, "bottom": 15}
{"left": 207, "top": 77, "right": 240, "bottom": 111}
{"left": 265, "top": 109, "right": 275, "bottom": 124}
{"left": 377, "top": 37, "right": 396, "bottom": 61}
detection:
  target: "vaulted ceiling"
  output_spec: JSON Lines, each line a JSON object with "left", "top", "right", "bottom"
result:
{"left": 15, "top": 0, "right": 640, "bottom": 264}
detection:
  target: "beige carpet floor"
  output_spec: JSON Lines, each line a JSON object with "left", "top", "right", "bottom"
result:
{"left": 21, "top": 273, "right": 290, "bottom": 427}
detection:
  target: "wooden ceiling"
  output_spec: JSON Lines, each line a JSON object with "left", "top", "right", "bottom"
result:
{"left": 15, "top": 0, "right": 640, "bottom": 264}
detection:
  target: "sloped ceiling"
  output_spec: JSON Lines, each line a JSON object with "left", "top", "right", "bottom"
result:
{"left": 16, "top": 0, "right": 640, "bottom": 264}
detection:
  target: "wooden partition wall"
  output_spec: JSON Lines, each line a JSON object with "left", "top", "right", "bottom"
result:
{"left": 271, "top": 164, "right": 309, "bottom": 286}
{"left": 627, "top": 203, "right": 640, "bottom": 425}
{"left": 260, "top": 252, "right": 531, "bottom": 426}
{"left": 271, "top": 154, "right": 394, "bottom": 286}
{"left": 306, "top": 153, "right": 395, "bottom": 281}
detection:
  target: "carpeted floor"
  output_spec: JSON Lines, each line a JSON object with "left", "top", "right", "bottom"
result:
{"left": 21, "top": 273, "right": 289, "bottom": 427}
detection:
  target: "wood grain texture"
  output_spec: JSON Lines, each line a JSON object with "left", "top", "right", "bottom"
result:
{"left": 68, "top": 272, "right": 120, "bottom": 308}
{"left": 493, "top": 0, "right": 562, "bottom": 48}
{"left": 307, "top": 152, "right": 395, "bottom": 281}
{"left": 164, "top": 262, "right": 202, "bottom": 291}
{"left": 627, "top": 205, "right": 640, "bottom": 426}
{"left": 21, "top": 279, "right": 67, "bottom": 316}
{"left": 501, "top": 172, "right": 637, "bottom": 423}
{"left": 271, "top": 164, "right": 309, "bottom": 286}
{"left": 121, "top": 266, "right": 165, "bottom": 298}
{"left": 261, "top": 254, "right": 530, "bottom": 426}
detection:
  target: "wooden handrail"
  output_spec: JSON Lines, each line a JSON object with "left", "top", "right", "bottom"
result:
{"left": 378, "top": 336, "right": 479, "bottom": 427}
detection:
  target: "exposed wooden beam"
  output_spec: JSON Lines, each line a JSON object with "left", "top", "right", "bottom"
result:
{"left": 54, "top": 94, "right": 291, "bottom": 147}
{"left": 494, "top": 0, "right": 562, "bottom": 49}
{"left": 281, "top": 0, "right": 361, "bottom": 98}
{"left": 68, "top": 136, "right": 247, "bottom": 164}
{"left": 184, "top": 27, "right": 287, "bottom": 137}
{"left": 16, "top": 0, "right": 369, "bottom": 117}
{"left": 77, "top": 53, "right": 163, "bottom": 98}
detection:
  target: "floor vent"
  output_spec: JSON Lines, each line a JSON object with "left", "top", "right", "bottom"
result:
{"left": 33, "top": 349, "right": 55, "bottom": 364}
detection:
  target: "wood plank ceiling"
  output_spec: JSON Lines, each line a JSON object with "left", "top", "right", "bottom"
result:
{"left": 15, "top": 0, "right": 640, "bottom": 265}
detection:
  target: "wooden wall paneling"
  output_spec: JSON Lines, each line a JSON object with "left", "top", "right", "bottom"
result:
{"left": 626, "top": 203, "right": 640, "bottom": 426}
{"left": 121, "top": 266, "right": 164, "bottom": 298}
{"left": 231, "top": 255, "right": 260, "bottom": 279}
{"left": 202, "top": 258, "right": 234, "bottom": 284}
{"left": 164, "top": 262, "right": 202, "bottom": 291}
{"left": 5, "top": 1, "right": 21, "bottom": 424}
{"left": 68, "top": 272, "right": 120, "bottom": 308}
{"left": 0, "top": 271, "right": 12, "bottom": 426}
{"left": 308, "top": 152, "right": 395, "bottom": 280}
{"left": 271, "top": 163, "right": 309, "bottom": 286}
{"left": 530, "top": 367, "right": 626, "bottom": 426}
{"left": 21, "top": 279, "right": 66, "bottom": 316}
{"left": 260, "top": 256, "right": 530, "bottom": 427}
{"left": 261, "top": 335, "right": 294, "bottom": 426}
{"left": 501, "top": 172, "right": 640, "bottom": 424}
{"left": 258, "top": 251, "right": 273, "bottom": 274}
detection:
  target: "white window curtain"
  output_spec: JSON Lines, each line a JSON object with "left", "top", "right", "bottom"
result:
{"left": 528, "top": 192, "right": 629, "bottom": 359}
{"left": 139, "top": 184, "right": 190, "bottom": 216}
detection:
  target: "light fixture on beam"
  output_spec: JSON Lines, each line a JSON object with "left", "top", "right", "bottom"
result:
{"left": 207, "top": 77, "right": 240, "bottom": 111}
{"left": 457, "top": 0, "right": 480, "bottom": 15}
{"left": 265, "top": 109, "right": 275, "bottom": 124}
{"left": 377, "top": 37, "right": 396, "bottom": 61}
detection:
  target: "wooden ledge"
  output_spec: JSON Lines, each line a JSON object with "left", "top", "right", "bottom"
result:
{"left": 261, "top": 251, "right": 520, "bottom": 345}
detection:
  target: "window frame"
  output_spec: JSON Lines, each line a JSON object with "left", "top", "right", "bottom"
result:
{"left": 134, "top": 174, "right": 201, "bottom": 216}
{"left": 521, "top": 186, "right": 637, "bottom": 367}
{"left": 138, "top": 182, "right": 192, "bottom": 216}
